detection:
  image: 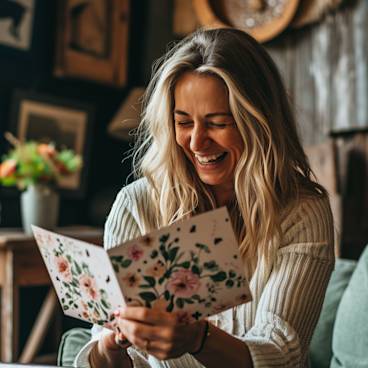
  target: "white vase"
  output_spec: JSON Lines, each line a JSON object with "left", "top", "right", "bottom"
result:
{"left": 21, "top": 184, "right": 60, "bottom": 234}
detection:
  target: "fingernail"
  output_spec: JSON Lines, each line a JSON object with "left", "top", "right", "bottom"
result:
{"left": 113, "top": 309, "right": 120, "bottom": 317}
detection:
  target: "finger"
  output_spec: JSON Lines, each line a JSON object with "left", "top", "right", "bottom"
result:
{"left": 118, "top": 306, "right": 177, "bottom": 326}
{"left": 118, "top": 318, "right": 156, "bottom": 342}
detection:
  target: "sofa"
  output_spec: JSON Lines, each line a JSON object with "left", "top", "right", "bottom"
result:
{"left": 58, "top": 246, "right": 368, "bottom": 368}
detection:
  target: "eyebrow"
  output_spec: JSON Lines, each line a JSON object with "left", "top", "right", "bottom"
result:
{"left": 174, "top": 110, "right": 232, "bottom": 118}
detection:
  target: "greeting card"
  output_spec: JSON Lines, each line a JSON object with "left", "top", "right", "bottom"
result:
{"left": 33, "top": 207, "right": 251, "bottom": 329}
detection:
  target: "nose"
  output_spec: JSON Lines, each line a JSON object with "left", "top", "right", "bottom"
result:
{"left": 190, "top": 123, "right": 210, "bottom": 152}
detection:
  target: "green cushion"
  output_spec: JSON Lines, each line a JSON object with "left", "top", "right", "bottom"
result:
{"left": 330, "top": 246, "right": 368, "bottom": 368}
{"left": 58, "top": 327, "right": 91, "bottom": 367}
{"left": 309, "top": 258, "right": 356, "bottom": 368}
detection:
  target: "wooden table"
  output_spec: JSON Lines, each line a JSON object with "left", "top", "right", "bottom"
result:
{"left": 0, "top": 227, "right": 103, "bottom": 363}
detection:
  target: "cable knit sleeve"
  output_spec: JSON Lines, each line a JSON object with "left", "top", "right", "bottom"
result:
{"left": 74, "top": 186, "right": 152, "bottom": 368}
{"left": 241, "top": 195, "right": 335, "bottom": 367}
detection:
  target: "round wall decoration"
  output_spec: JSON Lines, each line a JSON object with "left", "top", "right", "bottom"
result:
{"left": 193, "top": 0, "right": 300, "bottom": 43}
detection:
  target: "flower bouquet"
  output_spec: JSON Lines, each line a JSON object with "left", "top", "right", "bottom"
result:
{"left": 0, "top": 132, "right": 82, "bottom": 190}
{"left": 0, "top": 132, "right": 83, "bottom": 233}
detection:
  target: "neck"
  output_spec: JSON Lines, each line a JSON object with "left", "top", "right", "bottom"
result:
{"left": 212, "top": 185, "right": 235, "bottom": 207}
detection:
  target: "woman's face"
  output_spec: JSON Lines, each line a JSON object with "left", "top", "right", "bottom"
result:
{"left": 174, "top": 72, "right": 244, "bottom": 193}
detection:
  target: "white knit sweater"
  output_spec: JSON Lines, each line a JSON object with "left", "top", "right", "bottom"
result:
{"left": 75, "top": 178, "right": 335, "bottom": 368}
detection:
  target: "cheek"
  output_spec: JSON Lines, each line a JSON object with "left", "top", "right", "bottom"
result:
{"left": 175, "top": 130, "right": 187, "bottom": 150}
{"left": 225, "top": 132, "right": 244, "bottom": 157}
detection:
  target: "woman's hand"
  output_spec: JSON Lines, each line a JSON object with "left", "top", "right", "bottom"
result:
{"left": 89, "top": 330, "right": 132, "bottom": 368}
{"left": 115, "top": 306, "right": 206, "bottom": 360}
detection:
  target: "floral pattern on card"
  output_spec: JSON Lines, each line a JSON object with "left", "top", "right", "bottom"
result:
{"left": 52, "top": 241, "right": 112, "bottom": 325}
{"left": 108, "top": 207, "right": 251, "bottom": 323}
{"left": 111, "top": 233, "right": 247, "bottom": 321}
{"left": 33, "top": 226, "right": 123, "bottom": 329}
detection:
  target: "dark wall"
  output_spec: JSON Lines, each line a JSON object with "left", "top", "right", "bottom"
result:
{"left": 0, "top": 0, "right": 175, "bottom": 228}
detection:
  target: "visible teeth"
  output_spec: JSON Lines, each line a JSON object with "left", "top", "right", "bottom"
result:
{"left": 195, "top": 153, "right": 225, "bottom": 164}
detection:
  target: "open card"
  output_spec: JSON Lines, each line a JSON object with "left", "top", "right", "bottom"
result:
{"left": 33, "top": 207, "right": 251, "bottom": 329}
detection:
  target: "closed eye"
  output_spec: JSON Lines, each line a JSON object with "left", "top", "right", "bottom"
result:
{"left": 208, "top": 122, "right": 227, "bottom": 128}
{"left": 175, "top": 121, "right": 192, "bottom": 126}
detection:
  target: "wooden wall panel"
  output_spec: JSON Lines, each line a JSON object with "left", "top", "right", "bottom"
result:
{"left": 265, "top": 0, "right": 368, "bottom": 145}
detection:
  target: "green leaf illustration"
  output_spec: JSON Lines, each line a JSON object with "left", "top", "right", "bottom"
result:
{"left": 150, "top": 250, "right": 159, "bottom": 258}
{"left": 143, "top": 276, "right": 156, "bottom": 287}
{"left": 179, "top": 261, "right": 190, "bottom": 269}
{"left": 229, "top": 270, "right": 236, "bottom": 278}
{"left": 210, "top": 271, "right": 227, "bottom": 282}
{"left": 161, "top": 249, "right": 169, "bottom": 261}
{"left": 73, "top": 261, "right": 82, "bottom": 275}
{"left": 164, "top": 290, "right": 170, "bottom": 301}
{"left": 167, "top": 297, "right": 174, "bottom": 312}
{"left": 176, "top": 298, "right": 184, "bottom": 308}
{"left": 191, "top": 265, "right": 200, "bottom": 275}
{"left": 204, "top": 261, "right": 218, "bottom": 270}
{"left": 121, "top": 259, "right": 132, "bottom": 268}
{"left": 101, "top": 299, "right": 110, "bottom": 309}
{"left": 168, "top": 247, "right": 179, "bottom": 262}
{"left": 226, "top": 279, "right": 234, "bottom": 288}
{"left": 195, "top": 243, "right": 210, "bottom": 253}
{"left": 160, "top": 234, "right": 170, "bottom": 243}
{"left": 139, "top": 292, "right": 157, "bottom": 302}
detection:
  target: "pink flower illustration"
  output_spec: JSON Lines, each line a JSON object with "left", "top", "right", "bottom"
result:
{"left": 54, "top": 255, "right": 72, "bottom": 282}
{"left": 127, "top": 244, "right": 144, "bottom": 261}
{"left": 166, "top": 269, "right": 201, "bottom": 298}
{"left": 79, "top": 274, "right": 100, "bottom": 300}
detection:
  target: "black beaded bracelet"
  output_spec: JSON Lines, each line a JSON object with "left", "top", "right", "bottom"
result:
{"left": 191, "top": 321, "right": 210, "bottom": 355}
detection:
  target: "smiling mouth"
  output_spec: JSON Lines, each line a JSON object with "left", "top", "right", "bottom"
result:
{"left": 195, "top": 152, "right": 228, "bottom": 165}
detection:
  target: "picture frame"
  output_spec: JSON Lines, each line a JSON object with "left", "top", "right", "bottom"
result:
{"left": 54, "top": 0, "right": 130, "bottom": 87}
{"left": 9, "top": 90, "right": 94, "bottom": 198}
{"left": 0, "top": 0, "right": 36, "bottom": 51}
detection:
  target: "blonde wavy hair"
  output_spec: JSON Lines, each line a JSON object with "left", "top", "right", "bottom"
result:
{"left": 132, "top": 28, "right": 325, "bottom": 263}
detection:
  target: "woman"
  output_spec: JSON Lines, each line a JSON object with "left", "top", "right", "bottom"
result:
{"left": 76, "top": 28, "right": 334, "bottom": 367}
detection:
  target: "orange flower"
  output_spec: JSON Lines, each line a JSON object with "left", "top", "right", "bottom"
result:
{"left": 37, "top": 143, "right": 56, "bottom": 158}
{"left": 122, "top": 272, "right": 141, "bottom": 288}
{"left": 0, "top": 159, "right": 16, "bottom": 178}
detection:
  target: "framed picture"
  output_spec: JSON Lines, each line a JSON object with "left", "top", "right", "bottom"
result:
{"left": 54, "top": 0, "right": 130, "bottom": 87}
{"left": 0, "top": 0, "right": 36, "bottom": 51}
{"left": 10, "top": 90, "right": 94, "bottom": 198}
